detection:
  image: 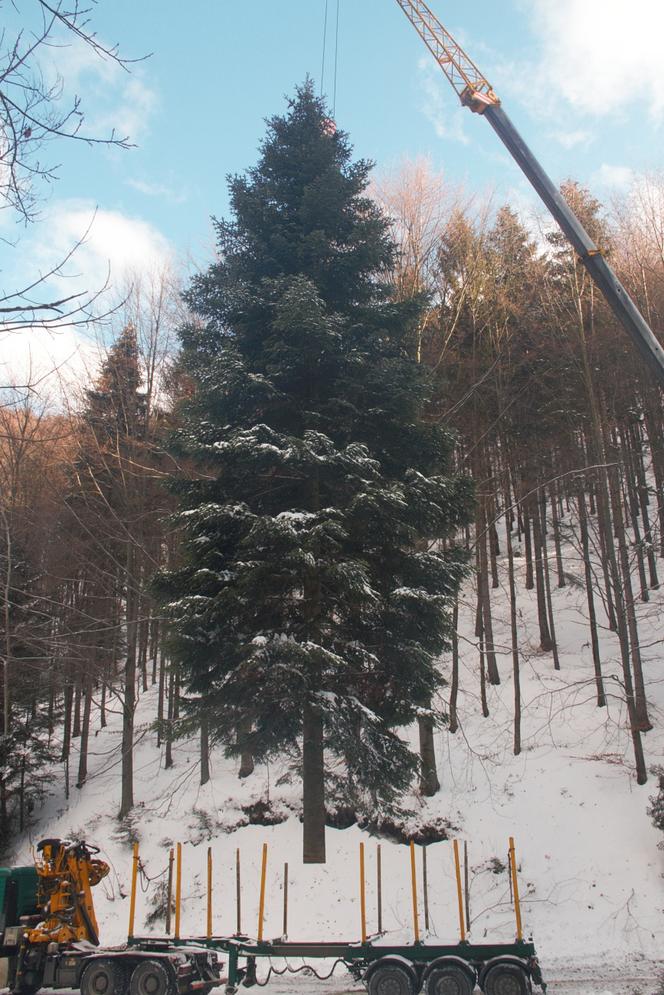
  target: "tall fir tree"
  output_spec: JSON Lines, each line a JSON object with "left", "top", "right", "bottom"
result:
{"left": 69, "top": 325, "right": 147, "bottom": 813}
{"left": 157, "top": 83, "right": 472, "bottom": 862}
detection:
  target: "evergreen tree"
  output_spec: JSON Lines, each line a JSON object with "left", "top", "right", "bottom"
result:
{"left": 68, "top": 325, "right": 150, "bottom": 812}
{"left": 157, "top": 83, "right": 472, "bottom": 863}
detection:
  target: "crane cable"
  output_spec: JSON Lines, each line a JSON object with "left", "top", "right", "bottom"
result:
{"left": 320, "top": 0, "right": 329, "bottom": 97}
{"left": 320, "top": 0, "right": 341, "bottom": 115}
{"left": 332, "top": 0, "right": 340, "bottom": 116}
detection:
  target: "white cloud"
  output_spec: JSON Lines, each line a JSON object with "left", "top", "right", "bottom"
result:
{"left": 552, "top": 129, "right": 593, "bottom": 150}
{"left": 522, "top": 0, "right": 664, "bottom": 121}
{"left": 126, "top": 178, "right": 188, "bottom": 204}
{"left": 30, "top": 200, "right": 175, "bottom": 294}
{"left": 96, "top": 76, "right": 159, "bottom": 145}
{"left": 592, "top": 164, "right": 635, "bottom": 191}
{"left": 0, "top": 325, "right": 103, "bottom": 403}
{"left": 417, "top": 56, "right": 470, "bottom": 146}
{"left": 2, "top": 202, "right": 175, "bottom": 398}
{"left": 42, "top": 35, "right": 158, "bottom": 144}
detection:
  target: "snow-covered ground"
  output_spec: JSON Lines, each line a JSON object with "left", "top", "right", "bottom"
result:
{"left": 9, "top": 514, "right": 664, "bottom": 994}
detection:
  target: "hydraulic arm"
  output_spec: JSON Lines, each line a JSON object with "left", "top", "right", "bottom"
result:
{"left": 395, "top": 0, "right": 664, "bottom": 388}
{"left": 26, "top": 839, "right": 109, "bottom": 947}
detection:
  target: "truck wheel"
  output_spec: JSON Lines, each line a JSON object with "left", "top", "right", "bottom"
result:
{"left": 482, "top": 965, "right": 529, "bottom": 995}
{"left": 427, "top": 966, "right": 474, "bottom": 995}
{"left": 130, "top": 960, "right": 173, "bottom": 995}
{"left": 81, "top": 960, "right": 128, "bottom": 995}
{"left": 368, "top": 965, "right": 414, "bottom": 995}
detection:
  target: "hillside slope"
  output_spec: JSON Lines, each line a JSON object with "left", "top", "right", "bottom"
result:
{"left": 9, "top": 514, "right": 664, "bottom": 982}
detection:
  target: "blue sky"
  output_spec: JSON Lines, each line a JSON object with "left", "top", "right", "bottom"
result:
{"left": 2, "top": 0, "right": 663, "bottom": 383}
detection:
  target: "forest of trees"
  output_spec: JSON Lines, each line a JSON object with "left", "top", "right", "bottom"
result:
{"left": 1, "top": 80, "right": 663, "bottom": 860}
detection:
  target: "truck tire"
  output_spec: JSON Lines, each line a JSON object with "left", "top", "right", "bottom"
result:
{"left": 482, "top": 964, "right": 529, "bottom": 995}
{"left": 81, "top": 959, "right": 128, "bottom": 995}
{"left": 426, "top": 966, "right": 474, "bottom": 995}
{"left": 130, "top": 960, "right": 173, "bottom": 995}
{"left": 368, "top": 964, "right": 415, "bottom": 995}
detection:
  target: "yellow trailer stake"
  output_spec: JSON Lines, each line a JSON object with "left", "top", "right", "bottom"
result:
{"left": 409, "top": 841, "right": 420, "bottom": 943}
{"left": 257, "top": 844, "right": 268, "bottom": 943}
{"left": 359, "top": 843, "right": 367, "bottom": 943}
{"left": 509, "top": 837, "right": 523, "bottom": 941}
{"left": 128, "top": 842, "right": 139, "bottom": 940}
{"left": 175, "top": 843, "right": 182, "bottom": 941}
{"left": 453, "top": 840, "right": 466, "bottom": 941}
{"left": 207, "top": 847, "right": 213, "bottom": 938}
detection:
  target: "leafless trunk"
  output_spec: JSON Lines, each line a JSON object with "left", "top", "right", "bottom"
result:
{"left": 577, "top": 490, "right": 606, "bottom": 707}
{"left": 531, "top": 495, "right": 554, "bottom": 652}
{"left": 449, "top": 598, "right": 459, "bottom": 734}
{"left": 477, "top": 511, "right": 500, "bottom": 685}
{"left": 120, "top": 550, "right": 138, "bottom": 818}
{"left": 76, "top": 668, "right": 93, "bottom": 788}
{"left": 549, "top": 481, "right": 566, "bottom": 588}
{"left": 505, "top": 514, "right": 521, "bottom": 755}
{"left": 165, "top": 663, "right": 175, "bottom": 770}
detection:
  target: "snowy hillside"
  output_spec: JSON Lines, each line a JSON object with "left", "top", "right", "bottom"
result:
{"left": 9, "top": 516, "right": 664, "bottom": 987}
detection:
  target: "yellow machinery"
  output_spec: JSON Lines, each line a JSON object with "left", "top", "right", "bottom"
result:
{"left": 26, "top": 839, "right": 109, "bottom": 947}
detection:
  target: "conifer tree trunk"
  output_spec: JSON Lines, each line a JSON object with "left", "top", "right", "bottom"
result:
{"left": 120, "top": 550, "right": 138, "bottom": 818}
{"left": 541, "top": 508, "right": 560, "bottom": 670}
{"left": 629, "top": 423, "right": 659, "bottom": 589}
{"left": 642, "top": 398, "right": 664, "bottom": 557}
{"left": 47, "top": 666, "right": 55, "bottom": 736}
{"left": 302, "top": 701, "right": 326, "bottom": 864}
{"left": 577, "top": 490, "right": 606, "bottom": 707}
{"left": 476, "top": 597, "right": 489, "bottom": 718}
{"left": 77, "top": 668, "right": 93, "bottom": 788}
{"left": 418, "top": 713, "right": 440, "bottom": 796}
{"left": 477, "top": 509, "right": 500, "bottom": 685}
{"left": 531, "top": 495, "right": 554, "bottom": 652}
{"left": 157, "top": 647, "right": 166, "bottom": 747}
{"left": 200, "top": 712, "right": 210, "bottom": 786}
{"left": 596, "top": 511, "right": 618, "bottom": 631}
{"left": 576, "top": 303, "right": 647, "bottom": 778}
{"left": 606, "top": 464, "right": 652, "bottom": 732}
{"left": 449, "top": 598, "right": 459, "bottom": 734}
{"left": 505, "top": 512, "right": 521, "bottom": 755}
{"left": 151, "top": 620, "right": 159, "bottom": 684}
{"left": 549, "top": 481, "right": 566, "bottom": 588}
{"left": 523, "top": 507, "right": 534, "bottom": 590}
{"left": 165, "top": 664, "right": 175, "bottom": 770}
{"left": 100, "top": 675, "right": 106, "bottom": 729}
{"left": 302, "top": 470, "right": 326, "bottom": 862}
{"left": 489, "top": 512, "right": 500, "bottom": 590}
{"left": 620, "top": 428, "right": 649, "bottom": 602}
{"left": 61, "top": 676, "right": 73, "bottom": 763}
{"left": 139, "top": 613, "right": 149, "bottom": 693}
{"left": 588, "top": 484, "right": 596, "bottom": 516}
{"left": 238, "top": 717, "right": 255, "bottom": 779}
{"left": 73, "top": 674, "right": 82, "bottom": 739}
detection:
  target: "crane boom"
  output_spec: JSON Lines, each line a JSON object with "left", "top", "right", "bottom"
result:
{"left": 395, "top": 0, "right": 664, "bottom": 388}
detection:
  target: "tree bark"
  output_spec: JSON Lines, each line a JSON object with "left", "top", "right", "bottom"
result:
{"left": 577, "top": 490, "right": 606, "bottom": 708}
{"left": 449, "top": 598, "right": 459, "bottom": 734}
{"left": 477, "top": 510, "right": 500, "bottom": 685}
{"left": 76, "top": 668, "right": 93, "bottom": 788}
{"left": 418, "top": 712, "right": 440, "bottom": 796}
{"left": 302, "top": 701, "right": 326, "bottom": 864}
{"left": 238, "top": 716, "right": 255, "bottom": 779}
{"left": 549, "top": 481, "right": 566, "bottom": 588}
{"left": 531, "top": 495, "right": 554, "bottom": 652}
{"left": 505, "top": 508, "right": 521, "bottom": 755}
{"left": 200, "top": 712, "right": 210, "bottom": 786}
{"left": 120, "top": 551, "right": 138, "bottom": 818}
